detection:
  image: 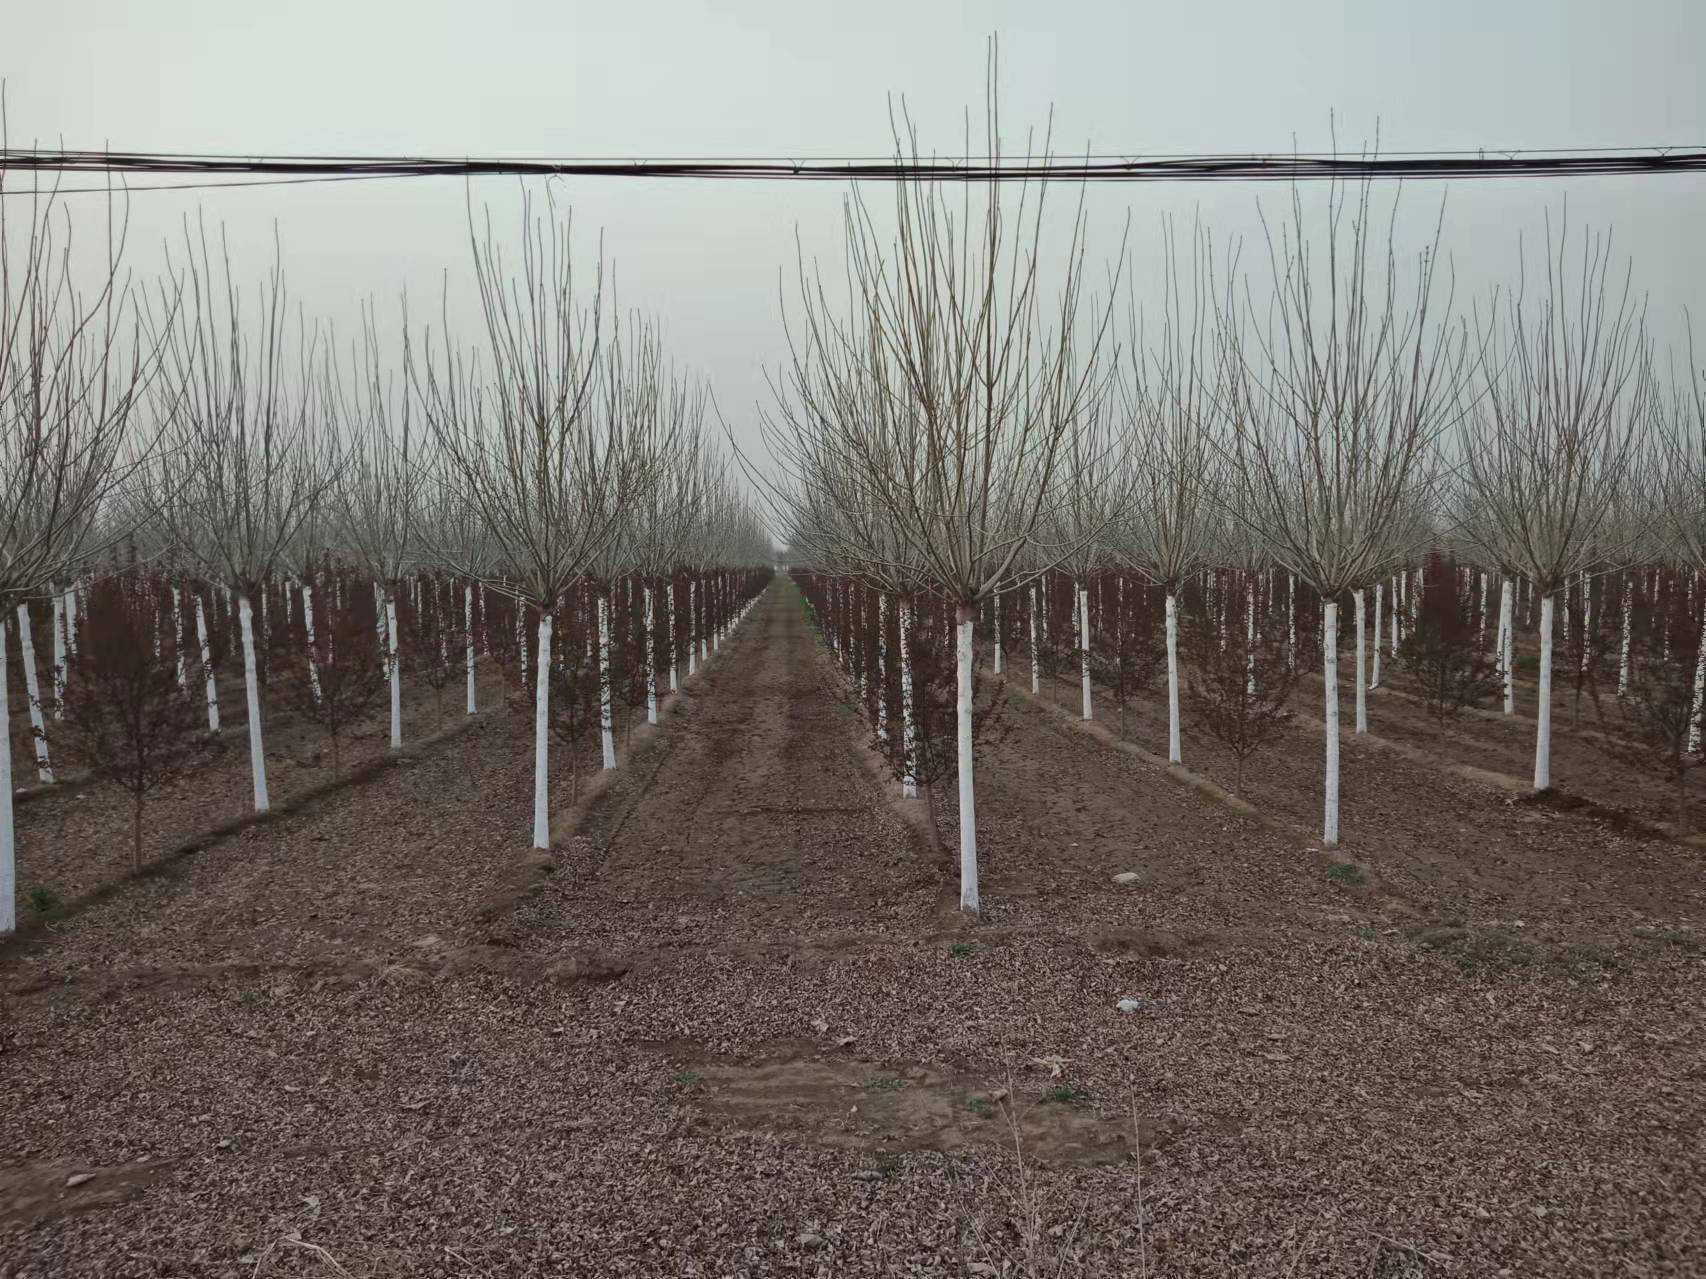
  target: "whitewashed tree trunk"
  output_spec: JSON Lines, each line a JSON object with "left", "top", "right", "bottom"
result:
{"left": 1534, "top": 593, "right": 1559, "bottom": 790}
{"left": 64, "top": 586, "right": 78, "bottom": 658}
{"left": 1245, "top": 579, "right": 1257, "bottom": 696}
{"left": 597, "top": 592, "right": 617, "bottom": 771}
{"left": 1353, "top": 588, "right": 1368, "bottom": 735}
{"left": 386, "top": 592, "right": 402, "bottom": 750}
{"left": 955, "top": 609, "right": 978, "bottom": 914}
{"left": 992, "top": 590, "right": 1003, "bottom": 676}
{"left": 1165, "top": 591, "right": 1182, "bottom": 765}
{"left": 1029, "top": 582, "right": 1040, "bottom": 695}
{"left": 1323, "top": 600, "right": 1341, "bottom": 848}
{"left": 464, "top": 584, "right": 477, "bottom": 714}
{"left": 532, "top": 612, "right": 552, "bottom": 849}
{"left": 688, "top": 580, "right": 699, "bottom": 675}
{"left": 168, "top": 588, "right": 185, "bottom": 694}
{"left": 1580, "top": 569, "right": 1592, "bottom": 673}
{"left": 644, "top": 583, "right": 658, "bottom": 724}
{"left": 1690, "top": 603, "right": 1706, "bottom": 757}
{"left": 1618, "top": 578, "right": 1632, "bottom": 698}
{"left": 899, "top": 597, "right": 917, "bottom": 799}
{"left": 876, "top": 592, "right": 889, "bottom": 745}
{"left": 301, "top": 581, "right": 322, "bottom": 705}
{"left": 15, "top": 606, "right": 53, "bottom": 784}
{"left": 1500, "top": 578, "right": 1516, "bottom": 715}
{"left": 0, "top": 622, "right": 14, "bottom": 934}
{"left": 666, "top": 582, "right": 679, "bottom": 691}
{"left": 54, "top": 592, "right": 71, "bottom": 712}
{"left": 196, "top": 594, "right": 220, "bottom": 733}
{"left": 1077, "top": 582, "right": 1092, "bottom": 720}
{"left": 1391, "top": 575, "right": 1402, "bottom": 653}
{"left": 1287, "top": 574, "right": 1297, "bottom": 670}
{"left": 238, "top": 593, "right": 270, "bottom": 813}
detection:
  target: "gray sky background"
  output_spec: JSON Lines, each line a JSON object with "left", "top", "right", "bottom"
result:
{"left": 8, "top": 0, "right": 1705, "bottom": 470}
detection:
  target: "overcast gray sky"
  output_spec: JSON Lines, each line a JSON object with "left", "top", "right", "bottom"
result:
{"left": 8, "top": 0, "right": 1705, "bottom": 461}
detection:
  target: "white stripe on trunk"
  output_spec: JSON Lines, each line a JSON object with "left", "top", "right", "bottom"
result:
{"left": 598, "top": 592, "right": 617, "bottom": 771}
{"left": 15, "top": 606, "right": 53, "bottom": 783}
{"left": 196, "top": 593, "right": 220, "bottom": 733}
{"left": 533, "top": 612, "right": 552, "bottom": 849}
{"left": 899, "top": 597, "right": 917, "bottom": 799}
{"left": 644, "top": 583, "right": 658, "bottom": 724}
{"left": 386, "top": 593, "right": 402, "bottom": 750}
{"left": 1353, "top": 588, "right": 1367, "bottom": 735}
{"left": 1535, "top": 593, "right": 1556, "bottom": 789}
{"left": 0, "top": 621, "right": 15, "bottom": 934}
{"left": 1165, "top": 591, "right": 1182, "bottom": 765}
{"left": 1077, "top": 582, "right": 1092, "bottom": 720}
{"left": 238, "top": 593, "right": 270, "bottom": 812}
{"left": 1323, "top": 600, "right": 1341, "bottom": 848}
{"left": 956, "top": 610, "right": 979, "bottom": 915}
{"left": 465, "top": 584, "right": 477, "bottom": 715}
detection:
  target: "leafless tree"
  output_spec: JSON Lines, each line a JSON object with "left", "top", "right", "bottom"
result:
{"left": 1455, "top": 215, "right": 1651, "bottom": 790}
{"left": 142, "top": 217, "right": 332, "bottom": 816}
{"left": 413, "top": 187, "right": 619, "bottom": 850}
{"left": 1219, "top": 173, "right": 1468, "bottom": 847}
{"left": 1, "top": 147, "right": 177, "bottom": 932}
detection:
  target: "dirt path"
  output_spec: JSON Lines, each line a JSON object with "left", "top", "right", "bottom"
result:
{"left": 509, "top": 580, "right": 937, "bottom": 952}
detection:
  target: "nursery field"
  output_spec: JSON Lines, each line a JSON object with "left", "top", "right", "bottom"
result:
{"left": 2, "top": 578, "right": 1701, "bottom": 1278}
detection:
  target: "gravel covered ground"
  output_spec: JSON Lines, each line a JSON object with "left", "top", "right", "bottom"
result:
{"left": 2, "top": 581, "right": 1703, "bottom": 1277}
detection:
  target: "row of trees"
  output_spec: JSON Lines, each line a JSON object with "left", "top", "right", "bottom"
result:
{"left": 762, "top": 95, "right": 1703, "bottom": 915}
{"left": 0, "top": 176, "right": 770, "bottom": 934}
{"left": 801, "top": 556, "right": 1706, "bottom": 829}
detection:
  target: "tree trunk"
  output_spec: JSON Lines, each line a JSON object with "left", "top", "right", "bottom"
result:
{"left": 386, "top": 591, "right": 402, "bottom": 750}
{"left": 532, "top": 612, "right": 553, "bottom": 849}
{"left": 1165, "top": 591, "right": 1182, "bottom": 765}
{"left": 1534, "top": 592, "right": 1556, "bottom": 791}
{"left": 598, "top": 592, "right": 617, "bottom": 771}
{"left": 1500, "top": 578, "right": 1516, "bottom": 715}
{"left": 955, "top": 605, "right": 979, "bottom": 915}
{"left": 667, "top": 582, "right": 678, "bottom": 691}
{"left": 899, "top": 596, "right": 917, "bottom": 799}
{"left": 238, "top": 593, "right": 270, "bottom": 813}
{"left": 1323, "top": 599, "right": 1340, "bottom": 848}
{"left": 1029, "top": 583, "right": 1040, "bottom": 696}
{"left": 196, "top": 593, "right": 220, "bottom": 733}
{"left": 1078, "top": 582, "right": 1092, "bottom": 721}
{"left": 464, "top": 584, "right": 477, "bottom": 714}
{"left": 15, "top": 604, "right": 53, "bottom": 783}
{"left": 644, "top": 582, "right": 658, "bottom": 725}
{"left": 1353, "top": 588, "right": 1368, "bottom": 735}
{"left": 0, "top": 621, "right": 15, "bottom": 934}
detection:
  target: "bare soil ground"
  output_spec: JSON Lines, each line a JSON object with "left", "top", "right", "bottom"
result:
{"left": 1, "top": 583, "right": 1702, "bottom": 1277}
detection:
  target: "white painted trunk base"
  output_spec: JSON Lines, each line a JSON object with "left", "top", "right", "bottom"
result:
{"left": 239, "top": 594, "right": 270, "bottom": 812}
{"left": 1323, "top": 601, "right": 1340, "bottom": 848}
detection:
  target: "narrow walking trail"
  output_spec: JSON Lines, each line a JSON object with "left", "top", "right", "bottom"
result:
{"left": 512, "top": 579, "right": 935, "bottom": 951}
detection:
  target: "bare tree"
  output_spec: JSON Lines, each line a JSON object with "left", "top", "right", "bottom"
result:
{"left": 328, "top": 302, "right": 420, "bottom": 751}
{"left": 143, "top": 218, "right": 332, "bottom": 815}
{"left": 762, "top": 55, "right": 1123, "bottom": 914}
{"left": 1220, "top": 173, "right": 1467, "bottom": 846}
{"left": 1, "top": 155, "right": 172, "bottom": 932}
{"left": 413, "top": 187, "right": 617, "bottom": 850}
{"left": 1455, "top": 215, "right": 1651, "bottom": 790}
